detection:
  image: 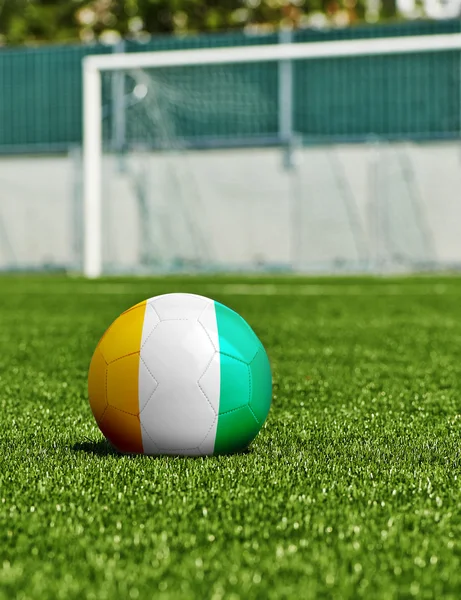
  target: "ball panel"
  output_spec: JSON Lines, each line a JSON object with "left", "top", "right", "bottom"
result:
{"left": 198, "top": 302, "right": 219, "bottom": 351}
{"left": 99, "top": 405, "right": 143, "bottom": 454}
{"left": 249, "top": 348, "right": 272, "bottom": 425}
{"left": 197, "top": 351, "right": 220, "bottom": 417}
{"left": 158, "top": 446, "right": 203, "bottom": 457}
{"left": 141, "top": 383, "right": 216, "bottom": 451}
{"left": 139, "top": 320, "right": 217, "bottom": 452}
{"left": 141, "top": 320, "right": 215, "bottom": 389}
{"left": 99, "top": 302, "right": 146, "bottom": 364}
{"left": 149, "top": 293, "right": 211, "bottom": 321}
{"left": 106, "top": 353, "right": 141, "bottom": 415}
{"left": 214, "top": 405, "right": 260, "bottom": 455}
{"left": 140, "top": 422, "right": 160, "bottom": 455}
{"left": 88, "top": 347, "right": 108, "bottom": 423}
{"left": 138, "top": 357, "right": 158, "bottom": 414}
{"left": 140, "top": 302, "right": 161, "bottom": 347}
{"left": 198, "top": 415, "right": 219, "bottom": 456}
{"left": 218, "top": 353, "right": 251, "bottom": 414}
{"left": 214, "top": 302, "right": 259, "bottom": 363}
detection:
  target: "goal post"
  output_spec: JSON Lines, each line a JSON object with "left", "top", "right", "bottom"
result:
{"left": 82, "top": 33, "right": 461, "bottom": 278}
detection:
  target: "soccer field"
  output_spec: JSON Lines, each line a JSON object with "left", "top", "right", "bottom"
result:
{"left": 1, "top": 275, "right": 461, "bottom": 599}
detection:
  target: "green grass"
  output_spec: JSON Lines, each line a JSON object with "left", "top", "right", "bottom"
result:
{"left": 1, "top": 275, "right": 461, "bottom": 599}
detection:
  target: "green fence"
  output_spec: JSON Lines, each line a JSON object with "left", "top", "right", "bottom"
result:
{"left": 0, "top": 20, "right": 460, "bottom": 154}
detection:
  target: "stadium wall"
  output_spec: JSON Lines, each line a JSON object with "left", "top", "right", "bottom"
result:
{"left": 0, "top": 141, "right": 459, "bottom": 271}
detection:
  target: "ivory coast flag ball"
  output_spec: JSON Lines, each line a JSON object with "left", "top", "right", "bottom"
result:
{"left": 88, "top": 293, "right": 272, "bottom": 456}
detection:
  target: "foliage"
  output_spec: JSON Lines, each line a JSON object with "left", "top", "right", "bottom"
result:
{"left": 1, "top": 275, "right": 461, "bottom": 598}
{"left": 0, "top": 0, "right": 401, "bottom": 46}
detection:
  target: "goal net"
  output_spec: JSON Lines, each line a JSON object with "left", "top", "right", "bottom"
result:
{"left": 82, "top": 34, "right": 461, "bottom": 277}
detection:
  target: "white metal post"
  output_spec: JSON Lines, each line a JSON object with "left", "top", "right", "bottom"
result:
{"left": 84, "top": 34, "right": 461, "bottom": 73}
{"left": 83, "top": 60, "right": 103, "bottom": 278}
{"left": 278, "top": 28, "right": 294, "bottom": 144}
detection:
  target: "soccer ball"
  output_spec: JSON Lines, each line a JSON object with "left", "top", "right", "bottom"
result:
{"left": 88, "top": 293, "right": 272, "bottom": 455}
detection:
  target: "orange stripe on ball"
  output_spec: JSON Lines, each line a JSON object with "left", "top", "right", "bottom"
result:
{"left": 99, "top": 406, "right": 143, "bottom": 454}
{"left": 89, "top": 300, "right": 147, "bottom": 454}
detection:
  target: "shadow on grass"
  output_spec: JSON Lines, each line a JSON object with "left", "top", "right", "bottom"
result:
{"left": 72, "top": 438, "right": 252, "bottom": 458}
{"left": 72, "top": 439, "right": 122, "bottom": 457}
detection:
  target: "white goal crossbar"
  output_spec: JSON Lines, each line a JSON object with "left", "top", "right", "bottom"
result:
{"left": 83, "top": 33, "right": 461, "bottom": 277}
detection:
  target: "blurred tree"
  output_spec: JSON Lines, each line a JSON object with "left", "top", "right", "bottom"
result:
{"left": 0, "top": 0, "right": 403, "bottom": 46}
{"left": 0, "top": 0, "right": 80, "bottom": 44}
